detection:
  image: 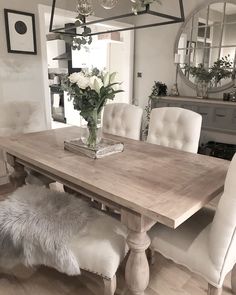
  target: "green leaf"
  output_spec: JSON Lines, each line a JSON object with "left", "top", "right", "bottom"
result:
{"left": 103, "top": 72, "right": 110, "bottom": 87}
{"left": 109, "top": 72, "right": 117, "bottom": 83}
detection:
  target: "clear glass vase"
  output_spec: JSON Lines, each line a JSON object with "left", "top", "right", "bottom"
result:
{"left": 196, "top": 81, "right": 208, "bottom": 99}
{"left": 81, "top": 110, "right": 102, "bottom": 149}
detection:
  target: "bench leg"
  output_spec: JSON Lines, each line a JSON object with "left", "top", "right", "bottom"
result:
{"left": 231, "top": 264, "right": 236, "bottom": 294}
{"left": 103, "top": 276, "right": 116, "bottom": 295}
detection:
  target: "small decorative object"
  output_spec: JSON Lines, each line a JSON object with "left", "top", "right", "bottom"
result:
{"left": 99, "top": 0, "right": 119, "bottom": 9}
{"left": 64, "top": 138, "right": 124, "bottom": 159}
{"left": 62, "top": 68, "right": 123, "bottom": 149}
{"left": 76, "top": 0, "right": 93, "bottom": 16}
{"left": 4, "top": 9, "right": 37, "bottom": 55}
{"left": 185, "top": 56, "right": 233, "bottom": 99}
{"left": 170, "top": 53, "right": 181, "bottom": 96}
{"left": 131, "top": 0, "right": 162, "bottom": 15}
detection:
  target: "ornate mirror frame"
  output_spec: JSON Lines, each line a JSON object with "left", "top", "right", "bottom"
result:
{"left": 174, "top": 0, "right": 236, "bottom": 93}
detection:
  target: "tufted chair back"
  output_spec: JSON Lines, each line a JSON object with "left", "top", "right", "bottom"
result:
{"left": 102, "top": 103, "right": 143, "bottom": 140}
{"left": 208, "top": 154, "right": 236, "bottom": 285}
{"left": 0, "top": 101, "right": 45, "bottom": 137}
{"left": 0, "top": 101, "right": 46, "bottom": 185}
{"left": 147, "top": 107, "right": 202, "bottom": 153}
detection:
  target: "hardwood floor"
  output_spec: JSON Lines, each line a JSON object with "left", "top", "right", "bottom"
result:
{"left": 0, "top": 186, "right": 233, "bottom": 295}
{"left": 0, "top": 253, "right": 233, "bottom": 295}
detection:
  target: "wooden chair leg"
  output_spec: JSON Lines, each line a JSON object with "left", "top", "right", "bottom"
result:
{"left": 231, "top": 264, "right": 236, "bottom": 294}
{"left": 208, "top": 284, "right": 222, "bottom": 295}
{"left": 103, "top": 275, "right": 117, "bottom": 295}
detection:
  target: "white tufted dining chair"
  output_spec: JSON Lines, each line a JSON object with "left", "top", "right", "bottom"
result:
{"left": 149, "top": 154, "right": 236, "bottom": 295}
{"left": 147, "top": 107, "right": 202, "bottom": 153}
{"left": 0, "top": 101, "right": 47, "bottom": 186}
{"left": 102, "top": 103, "right": 143, "bottom": 140}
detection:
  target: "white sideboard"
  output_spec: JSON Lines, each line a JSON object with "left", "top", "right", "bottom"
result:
{"left": 151, "top": 96, "right": 236, "bottom": 144}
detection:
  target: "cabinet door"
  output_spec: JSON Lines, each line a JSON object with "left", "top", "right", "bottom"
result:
{"left": 197, "top": 106, "right": 210, "bottom": 127}
{"left": 230, "top": 109, "right": 236, "bottom": 131}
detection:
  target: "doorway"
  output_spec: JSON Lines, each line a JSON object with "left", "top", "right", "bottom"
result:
{"left": 38, "top": 4, "right": 134, "bottom": 128}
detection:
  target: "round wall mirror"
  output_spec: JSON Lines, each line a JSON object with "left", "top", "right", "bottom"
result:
{"left": 175, "top": 0, "right": 236, "bottom": 93}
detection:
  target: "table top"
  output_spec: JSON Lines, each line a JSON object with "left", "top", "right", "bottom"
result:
{"left": 0, "top": 126, "right": 229, "bottom": 228}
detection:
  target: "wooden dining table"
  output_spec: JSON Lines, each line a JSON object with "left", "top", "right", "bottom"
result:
{"left": 0, "top": 126, "right": 229, "bottom": 295}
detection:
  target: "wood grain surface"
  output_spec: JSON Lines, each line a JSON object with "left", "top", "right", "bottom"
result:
{"left": 0, "top": 126, "right": 229, "bottom": 228}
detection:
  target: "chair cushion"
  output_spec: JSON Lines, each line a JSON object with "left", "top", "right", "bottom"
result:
{"left": 149, "top": 208, "right": 223, "bottom": 287}
{"left": 69, "top": 214, "right": 128, "bottom": 279}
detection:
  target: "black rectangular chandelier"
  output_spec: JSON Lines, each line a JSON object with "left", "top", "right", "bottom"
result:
{"left": 49, "top": 0, "right": 185, "bottom": 37}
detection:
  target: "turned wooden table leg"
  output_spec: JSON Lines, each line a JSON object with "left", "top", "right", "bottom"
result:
{"left": 7, "top": 154, "right": 27, "bottom": 188}
{"left": 126, "top": 230, "right": 150, "bottom": 295}
{"left": 231, "top": 264, "right": 236, "bottom": 294}
{"left": 121, "top": 210, "right": 156, "bottom": 295}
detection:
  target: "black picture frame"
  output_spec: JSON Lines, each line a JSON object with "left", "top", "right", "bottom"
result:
{"left": 4, "top": 9, "right": 37, "bottom": 55}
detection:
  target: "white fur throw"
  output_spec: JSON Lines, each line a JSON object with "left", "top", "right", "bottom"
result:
{"left": 0, "top": 185, "right": 98, "bottom": 275}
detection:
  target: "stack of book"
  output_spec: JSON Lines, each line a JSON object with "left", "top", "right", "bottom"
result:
{"left": 64, "top": 138, "right": 124, "bottom": 159}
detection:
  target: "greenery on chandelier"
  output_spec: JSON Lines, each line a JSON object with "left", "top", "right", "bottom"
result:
{"left": 185, "top": 55, "right": 233, "bottom": 86}
{"left": 61, "top": 26, "right": 93, "bottom": 51}
{"left": 60, "top": 0, "right": 163, "bottom": 50}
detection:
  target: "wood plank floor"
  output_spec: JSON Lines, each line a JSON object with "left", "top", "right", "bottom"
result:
{"left": 0, "top": 185, "right": 233, "bottom": 295}
{"left": 0, "top": 253, "right": 233, "bottom": 295}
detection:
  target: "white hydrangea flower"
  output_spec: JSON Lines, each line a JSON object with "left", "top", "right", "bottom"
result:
{"left": 77, "top": 74, "right": 90, "bottom": 89}
{"left": 68, "top": 72, "right": 81, "bottom": 84}
{"left": 89, "top": 76, "right": 104, "bottom": 93}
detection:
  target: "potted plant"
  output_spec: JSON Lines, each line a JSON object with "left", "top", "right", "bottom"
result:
{"left": 143, "top": 81, "right": 167, "bottom": 139}
{"left": 185, "top": 55, "right": 233, "bottom": 99}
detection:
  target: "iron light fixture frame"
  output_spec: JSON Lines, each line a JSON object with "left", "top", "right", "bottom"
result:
{"left": 49, "top": 0, "right": 185, "bottom": 37}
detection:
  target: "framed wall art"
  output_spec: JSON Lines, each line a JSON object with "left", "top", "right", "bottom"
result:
{"left": 4, "top": 9, "right": 37, "bottom": 55}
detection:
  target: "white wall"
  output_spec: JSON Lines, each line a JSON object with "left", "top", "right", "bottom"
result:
{"left": 0, "top": 0, "right": 77, "bottom": 130}
{"left": 133, "top": 0, "right": 218, "bottom": 110}
{"left": 1, "top": 0, "right": 230, "bottom": 122}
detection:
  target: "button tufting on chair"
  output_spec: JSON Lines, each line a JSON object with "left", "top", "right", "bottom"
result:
{"left": 147, "top": 107, "right": 202, "bottom": 153}
{"left": 103, "top": 103, "right": 143, "bottom": 140}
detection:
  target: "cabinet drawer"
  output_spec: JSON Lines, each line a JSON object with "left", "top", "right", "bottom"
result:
{"left": 157, "top": 102, "right": 169, "bottom": 107}
{"left": 151, "top": 100, "right": 169, "bottom": 108}
{"left": 212, "top": 107, "right": 232, "bottom": 130}
{"left": 182, "top": 104, "right": 198, "bottom": 112}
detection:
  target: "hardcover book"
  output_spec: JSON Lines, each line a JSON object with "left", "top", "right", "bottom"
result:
{"left": 64, "top": 138, "right": 124, "bottom": 159}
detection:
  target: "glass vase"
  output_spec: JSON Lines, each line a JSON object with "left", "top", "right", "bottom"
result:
{"left": 81, "top": 110, "right": 102, "bottom": 149}
{"left": 196, "top": 81, "right": 208, "bottom": 99}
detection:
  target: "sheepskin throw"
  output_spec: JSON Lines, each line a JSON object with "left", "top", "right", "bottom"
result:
{"left": 0, "top": 185, "right": 98, "bottom": 275}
